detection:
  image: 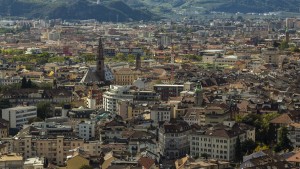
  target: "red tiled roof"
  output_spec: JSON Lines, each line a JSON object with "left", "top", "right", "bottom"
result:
{"left": 270, "top": 113, "right": 293, "bottom": 124}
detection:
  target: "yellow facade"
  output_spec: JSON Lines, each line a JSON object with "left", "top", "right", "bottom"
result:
{"left": 10, "top": 136, "right": 84, "bottom": 166}
{"left": 66, "top": 155, "right": 90, "bottom": 169}
{"left": 114, "top": 68, "right": 142, "bottom": 85}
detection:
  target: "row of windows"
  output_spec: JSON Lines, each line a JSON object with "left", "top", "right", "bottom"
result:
{"left": 191, "top": 142, "right": 228, "bottom": 149}
{"left": 16, "top": 112, "right": 36, "bottom": 118}
{"left": 191, "top": 147, "right": 228, "bottom": 154}
{"left": 191, "top": 152, "right": 228, "bottom": 160}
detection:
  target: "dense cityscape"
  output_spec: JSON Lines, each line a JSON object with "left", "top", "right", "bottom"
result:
{"left": 1, "top": 12, "right": 300, "bottom": 169}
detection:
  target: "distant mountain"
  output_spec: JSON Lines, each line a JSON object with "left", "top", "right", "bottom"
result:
{"left": 0, "top": 0, "right": 299, "bottom": 21}
{"left": 214, "top": 0, "right": 300, "bottom": 13}
{"left": 0, "top": 0, "right": 156, "bottom": 22}
{"left": 123, "top": 0, "right": 300, "bottom": 16}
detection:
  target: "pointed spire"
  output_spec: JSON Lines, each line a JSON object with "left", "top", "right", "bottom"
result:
{"left": 98, "top": 37, "right": 104, "bottom": 60}
{"left": 195, "top": 82, "right": 202, "bottom": 93}
{"left": 96, "top": 37, "right": 105, "bottom": 81}
{"left": 136, "top": 53, "right": 141, "bottom": 70}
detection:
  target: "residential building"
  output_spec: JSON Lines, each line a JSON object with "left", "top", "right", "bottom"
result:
{"left": 0, "top": 119, "right": 9, "bottom": 139}
{"left": 288, "top": 123, "right": 300, "bottom": 148}
{"left": 1, "top": 89, "right": 73, "bottom": 104}
{"left": 150, "top": 105, "right": 172, "bottom": 124}
{"left": 200, "top": 49, "right": 224, "bottom": 64}
{"left": 159, "top": 120, "right": 191, "bottom": 159}
{"left": 153, "top": 84, "right": 184, "bottom": 101}
{"left": 85, "top": 89, "right": 103, "bottom": 109}
{"left": 7, "top": 135, "right": 84, "bottom": 166}
{"left": 119, "top": 47, "right": 144, "bottom": 56}
{"left": 0, "top": 77, "right": 20, "bottom": 86}
{"left": 103, "top": 85, "right": 134, "bottom": 113}
{"left": 183, "top": 107, "right": 206, "bottom": 126}
{"left": 77, "top": 120, "right": 96, "bottom": 140}
{"left": 2, "top": 106, "right": 37, "bottom": 129}
{"left": 189, "top": 121, "right": 255, "bottom": 161}
{"left": 214, "top": 55, "right": 238, "bottom": 66}
{"left": 0, "top": 153, "right": 23, "bottom": 169}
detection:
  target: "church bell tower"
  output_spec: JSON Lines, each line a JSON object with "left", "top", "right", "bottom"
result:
{"left": 96, "top": 38, "right": 105, "bottom": 81}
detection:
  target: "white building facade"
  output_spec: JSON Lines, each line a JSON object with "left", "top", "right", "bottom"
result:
{"left": 150, "top": 105, "right": 172, "bottom": 125}
{"left": 77, "top": 121, "right": 96, "bottom": 140}
{"left": 103, "top": 85, "right": 133, "bottom": 113}
{"left": 2, "top": 106, "right": 37, "bottom": 128}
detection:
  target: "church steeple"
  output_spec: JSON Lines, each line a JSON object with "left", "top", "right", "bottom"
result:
{"left": 96, "top": 37, "right": 105, "bottom": 81}
{"left": 135, "top": 53, "right": 141, "bottom": 70}
{"left": 194, "top": 82, "right": 203, "bottom": 107}
{"left": 285, "top": 27, "right": 290, "bottom": 43}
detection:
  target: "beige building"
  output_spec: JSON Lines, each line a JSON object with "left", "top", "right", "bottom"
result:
{"left": 0, "top": 119, "right": 9, "bottom": 139}
{"left": 183, "top": 105, "right": 230, "bottom": 126}
{"left": 114, "top": 68, "right": 142, "bottom": 85}
{"left": 0, "top": 153, "right": 23, "bottom": 169}
{"left": 4, "top": 135, "right": 84, "bottom": 166}
{"left": 190, "top": 121, "right": 255, "bottom": 161}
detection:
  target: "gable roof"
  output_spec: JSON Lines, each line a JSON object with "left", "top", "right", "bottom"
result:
{"left": 270, "top": 113, "right": 293, "bottom": 124}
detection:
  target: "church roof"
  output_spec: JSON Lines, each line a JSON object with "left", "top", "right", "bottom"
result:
{"left": 80, "top": 68, "right": 103, "bottom": 84}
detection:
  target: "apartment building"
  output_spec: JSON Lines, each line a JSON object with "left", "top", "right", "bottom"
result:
{"left": 288, "top": 123, "right": 300, "bottom": 148}
{"left": 77, "top": 120, "right": 96, "bottom": 140}
{"left": 150, "top": 105, "right": 172, "bottom": 124}
{"left": 8, "top": 135, "right": 84, "bottom": 166}
{"left": 153, "top": 84, "right": 184, "bottom": 101}
{"left": 103, "top": 85, "right": 134, "bottom": 113}
{"left": 159, "top": 120, "right": 191, "bottom": 160}
{"left": 2, "top": 106, "right": 37, "bottom": 128}
{"left": 189, "top": 121, "right": 255, "bottom": 161}
{"left": 0, "top": 119, "right": 9, "bottom": 139}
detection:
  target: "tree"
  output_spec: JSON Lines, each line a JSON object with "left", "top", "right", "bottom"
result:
{"left": 235, "top": 136, "right": 242, "bottom": 162}
{"left": 37, "top": 102, "right": 52, "bottom": 120}
{"left": 127, "top": 54, "right": 136, "bottom": 63}
{"left": 201, "top": 153, "right": 209, "bottom": 160}
{"left": 240, "top": 112, "right": 279, "bottom": 144}
{"left": 274, "top": 127, "right": 293, "bottom": 152}
{"left": 255, "top": 143, "right": 269, "bottom": 152}
{"left": 241, "top": 139, "right": 257, "bottom": 155}
{"left": 81, "top": 53, "right": 96, "bottom": 63}
{"left": 79, "top": 165, "right": 93, "bottom": 169}
{"left": 21, "top": 77, "right": 27, "bottom": 88}
{"left": 115, "top": 53, "right": 126, "bottom": 61}
{"left": 273, "top": 41, "right": 280, "bottom": 48}
{"left": 27, "top": 79, "right": 32, "bottom": 88}
{"left": 291, "top": 46, "right": 300, "bottom": 53}
{"left": 279, "top": 41, "right": 289, "bottom": 50}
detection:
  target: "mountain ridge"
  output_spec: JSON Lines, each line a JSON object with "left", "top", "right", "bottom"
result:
{"left": 0, "top": 0, "right": 156, "bottom": 22}
{"left": 124, "top": 0, "right": 300, "bottom": 16}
